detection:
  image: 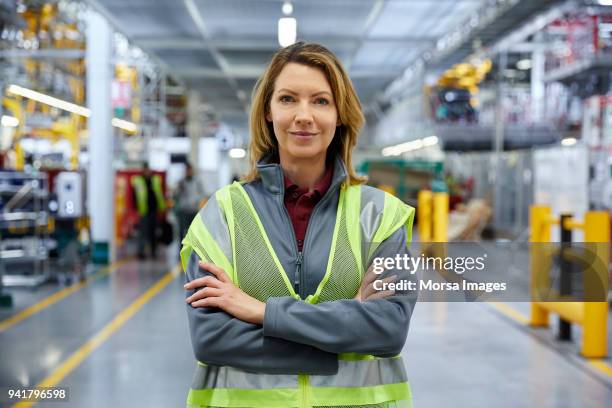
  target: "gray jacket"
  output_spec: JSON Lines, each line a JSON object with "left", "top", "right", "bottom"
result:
{"left": 184, "top": 156, "right": 417, "bottom": 375}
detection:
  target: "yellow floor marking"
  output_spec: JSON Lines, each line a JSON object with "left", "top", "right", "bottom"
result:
{"left": 487, "top": 302, "right": 612, "bottom": 378}
{"left": 12, "top": 264, "right": 181, "bottom": 408}
{"left": 0, "top": 259, "right": 129, "bottom": 334}
{"left": 587, "top": 359, "right": 612, "bottom": 377}
{"left": 486, "top": 302, "right": 530, "bottom": 325}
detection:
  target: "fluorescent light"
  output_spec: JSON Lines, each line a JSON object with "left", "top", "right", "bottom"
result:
{"left": 229, "top": 148, "right": 246, "bottom": 159}
{"left": 6, "top": 84, "right": 138, "bottom": 134}
{"left": 597, "top": 0, "right": 612, "bottom": 6}
{"left": 382, "top": 136, "right": 439, "bottom": 156}
{"left": 278, "top": 17, "right": 297, "bottom": 47}
{"left": 111, "top": 118, "right": 138, "bottom": 133}
{"left": 282, "top": 1, "right": 293, "bottom": 15}
{"left": 423, "top": 135, "right": 438, "bottom": 146}
{"left": 1, "top": 115, "right": 19, "bottom": 127}
{"left": 516, "top": 59, "right": 532, "bottom": 70}
{"left": 561, "top": 137, "right": 577, "bottom": 147}
{"left": 7, "top": 84, "right": 91, "bottom": 117}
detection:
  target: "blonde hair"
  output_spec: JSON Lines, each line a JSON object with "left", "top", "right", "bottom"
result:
{"left": 244, "top": 42, "right": 366, "bottom": 185}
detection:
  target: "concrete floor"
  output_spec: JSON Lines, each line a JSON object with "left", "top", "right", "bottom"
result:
{"left": 1, "top": 251, "right": 611, "bottom": 407}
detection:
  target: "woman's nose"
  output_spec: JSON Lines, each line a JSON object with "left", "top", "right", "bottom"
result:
{"left": 294, "top": 102, "right": 313, "bottom": 125}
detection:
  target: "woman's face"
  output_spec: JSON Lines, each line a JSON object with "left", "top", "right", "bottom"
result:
{"left": 266, "top": 62, "right": 339, "bottom": 164}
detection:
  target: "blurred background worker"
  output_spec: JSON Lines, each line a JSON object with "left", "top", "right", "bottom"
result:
{"left": 131, "top": 163, "right": 166, "bottom": 259}
{"left": 173, "top": 162, "right": 206, "bottom": 243}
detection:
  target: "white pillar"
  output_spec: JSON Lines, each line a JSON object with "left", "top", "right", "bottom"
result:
{"left": 187, "top": 91, "right": 202, "bottom": 168}
{"left": 86, "top": 11, "right": 114, "bottom": 263}
{"left": 531, "top": 38, "right": 545, "bottom": 123}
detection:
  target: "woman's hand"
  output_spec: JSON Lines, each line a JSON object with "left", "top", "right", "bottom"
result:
{"left": 184, "top": 262, "right": 266, "bottom": 325}
{"left": 354, "top": 264, "right": 397, "bottom": 302}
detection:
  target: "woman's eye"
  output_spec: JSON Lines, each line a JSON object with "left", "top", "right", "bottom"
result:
{"left": 279, "top": 95, "right": 294, "bottom": 103}
{"left": 314, "top": 98, "right": 329, "bottom": 105}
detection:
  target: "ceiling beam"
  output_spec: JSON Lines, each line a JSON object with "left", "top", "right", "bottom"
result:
{"left": 176, "top": 65, "right": 400, "bottom": 80}
{"left": 183, "top": 0, "right": 248, "bottom": 111}
{"left": 175, "top": 66, "right": 264, "bottom": 79}
{"left": 346, "top": 0, "right": 386, "bottom": 70}
{"left": 131, "top": 34, "right": 437, "bottom": 51}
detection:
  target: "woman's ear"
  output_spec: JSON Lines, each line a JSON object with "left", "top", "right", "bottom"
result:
{"left": 265, "top": 111, "right": 272, "bottom": 122}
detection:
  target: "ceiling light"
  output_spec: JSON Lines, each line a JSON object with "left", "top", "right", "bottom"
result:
{"left": 561, "top": 137, "right": 577, "bottom": 147}
{"left": 381, "top": 136, "right": 440, "bottom": 156}
{"left": 1, "top": 115, "right": 19, "bottom": 127}
{"left": 516, "top": 59, "right": 532, "bottom": 70}
{"left": 282, "top": 1, "right": 293, "bottom": 15}
{"left": 597, "top": 0, "right": 612, "bottom": 6}
{"left": 423, "top": 136, "right": 438, "bottom": 146}
{"left": 111, "top": 118, "right": 138, "bottom": 133}
{"left": 278, "top": 17, "right": 297, "bottom": 47}
{"left": 7, "top": 84, "right": 91, "bottom": 117}
{"left": 229, "top": 148, "right": 246, "bottom": 159}
{"left": 6, "top": 84, "right": 138, "bottom": 133}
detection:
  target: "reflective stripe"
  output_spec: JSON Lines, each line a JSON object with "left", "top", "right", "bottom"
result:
{"left": 310, "top": 383, "right": 412, "bottom": 407}
{"left": 310, "top": 358, "right": 408, "bottom": 387}
{"left": 182, "top": 214, "right": 234, "bottom": 281}
{"left": 191, "top": 358, "right": 406, "bottom": 390}
{"left": 198, "top": 197, "right": 233, "bottom": 266}
{"left": 345, "top": 185, "right": 363, "bottom": 278}
{"left": 131, "top": 175, "right": 166, "bottom": 215}
{"left": 187, "top": 387, "right": 298, "bottom": 408}
{"left": 191, "top": 362, "right": 297, "bottom": 390}
{"left": 131, "top": 176, "right": 147, "bottom": 216}
{"left": 360, "top": 186, "right": 385, "bottom": 242}
{"left": 152, "top": 175, "right": 166, "bottom": 210}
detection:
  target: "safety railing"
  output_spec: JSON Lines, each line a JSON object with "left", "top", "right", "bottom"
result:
{"left": 417, "top": 190, "right": 448, "bottom": 243}
{"left": 529, "top": 205, "right": 610, "bottom": 358}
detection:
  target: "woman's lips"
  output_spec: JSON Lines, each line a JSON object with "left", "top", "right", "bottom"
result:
{"left": 290, "top": 131, "right": 317, "bottom": 139}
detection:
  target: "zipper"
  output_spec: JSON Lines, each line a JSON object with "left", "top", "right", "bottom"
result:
{"left": 298, "top": 373, "right": 310, "bottom": 408}
{"left": 299, "top": 182, "right": 343, "bottom": 288}
{"left": 277, "top": 167, "right": 343, "bottom": 298}
{"left": 279, "top": 196, "right": 302, "bottom": 297}
{"left": 295, "top": 251, "right": 303, "bottom": 295}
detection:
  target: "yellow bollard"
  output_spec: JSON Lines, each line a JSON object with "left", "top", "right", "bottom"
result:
{"left": 529, "top": 205, "right": 552, "bottom": 327}
{"left": 418, "top": 190, "right": 433, "bottom": 243}
{"left": 581, "top": 211, "right": 610, "bottom": 358}
{"left": 432, "top": 192, "right": 448, "bottom": 243}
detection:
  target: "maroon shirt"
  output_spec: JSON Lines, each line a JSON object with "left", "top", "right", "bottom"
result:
{"left": 283, "top": 165, "right": 333, "bottom": 251}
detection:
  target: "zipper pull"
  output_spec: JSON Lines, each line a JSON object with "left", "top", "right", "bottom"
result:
{"left": 295, "top": 251, "right": 303, "bottom": 294}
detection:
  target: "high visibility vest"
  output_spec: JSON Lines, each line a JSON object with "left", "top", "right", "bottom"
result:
{"left": 181, "top": 181, "right": 415, "bottom": 408}
{"left": 131, "top": 174, "right": 166, "bottom": 216}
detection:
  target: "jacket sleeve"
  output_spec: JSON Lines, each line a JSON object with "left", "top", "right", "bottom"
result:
{"left": 184, "top": 250, "right": 339, "bottom": 375}
{"left": 263, "top": 226, "right": 417, "bottom": 356}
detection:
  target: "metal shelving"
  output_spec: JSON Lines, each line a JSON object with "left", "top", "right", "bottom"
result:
{"left": 0, "top": 171, "right": 50, "bottom": 288}
{"left": 543, "top": 54, "right": 612, "bottom": 84}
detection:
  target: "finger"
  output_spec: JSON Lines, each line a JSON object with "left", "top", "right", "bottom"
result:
{"left": 361, "top": 264, "right": 379, "bottom": 287}
{"left": 191, "top": 297, "right": 222, "bottom": 308}
{"left": 186, "top": 287, "right": 224, "bottom": 303}
{"left": 199, "top": 262, "right": 231, "bottom": 283}
{"left": 184, "top": 276, "right": 221, "bottom": 290}
{"left": 363, "top": 275, "right": 397, "bottom": 300}
{"left": 364, "top": 289, "right": 396, "bottom": 301}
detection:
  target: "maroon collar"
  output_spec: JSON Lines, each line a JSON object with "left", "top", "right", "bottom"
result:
{"left": 283, "top": 164, "right": 333, "bottom": 198}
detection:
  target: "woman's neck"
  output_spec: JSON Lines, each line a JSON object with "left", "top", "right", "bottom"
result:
{"left": 280, "top": 154, "right": 326, "bottom": 192}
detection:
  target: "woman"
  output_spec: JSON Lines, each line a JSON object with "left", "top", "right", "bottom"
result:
{"left": 181, "top": 42, "right": 416, "bottom": 408}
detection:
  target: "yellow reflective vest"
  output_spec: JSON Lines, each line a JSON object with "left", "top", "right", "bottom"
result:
{"left": 181, "top": 180, "right": 415, "bottom": 408}
{"left": 131, "top": 174, "right": 166, "bottom": 216}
